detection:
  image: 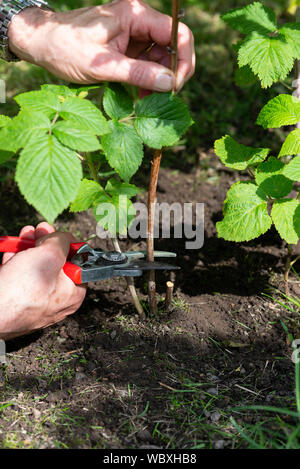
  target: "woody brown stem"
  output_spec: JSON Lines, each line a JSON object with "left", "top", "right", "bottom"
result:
{"left": 170, "top": 0, "right": 180, "bottom": 77}
{"left": 147, "top": 150, "right": 162, "bottom": 315}
{"left": 146, "top": 1, "right": 180, "bottom": 315}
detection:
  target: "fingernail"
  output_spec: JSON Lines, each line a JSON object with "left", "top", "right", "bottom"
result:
{"left": 176, "top": 71, "right": 185, "bottom": 92}
{"left": 154, "top": 73, "right": 174, "bottom": 92}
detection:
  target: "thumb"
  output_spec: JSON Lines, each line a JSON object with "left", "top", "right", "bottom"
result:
{"left": 92, "top": 51, "right": 175, "bottom": 91}
{"left": 34, "top": 232, "right": 72, "bottom": 280}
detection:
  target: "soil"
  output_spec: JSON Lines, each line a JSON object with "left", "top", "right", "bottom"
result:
{"left": 0, "top": 152, "right": 299, "bottom": 449}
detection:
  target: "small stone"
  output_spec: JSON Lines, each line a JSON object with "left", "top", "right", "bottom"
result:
{"left": 75, "top": 372, "right": 86, "bottom": 381}
{"left": 207, "top": 388, "right": 219, "bottom": 396}
{"left": 139, "top": 445, "right": 161, "bottom": 449}
{"left": 136, "top": 429, "right": 152, "bottom": 442}
{"left": 32, "top": 408, "right": 41, "bottom": 419}
{"left": 110, "top": 330, "right": 117, "bottom": 340}
{"left": 210, "top": 411, "right": 221, "bottom": 422}
{"left": 214, "top": 440, "right": 225, "bottom": 449}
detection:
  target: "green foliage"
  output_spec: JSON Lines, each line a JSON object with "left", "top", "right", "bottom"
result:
{"left": 53, "top": 121, "right": 102, "bottom": 152}
{"left": 256, "top": 95, "right": 300, "bottom": 128}
{"left": 284, "top": 156, "right": 300, "bottom": 182}
{"left": 0, "top": 83, "right": 192, "bottom": 231}
{"left": 255, "top": 157, "right": 293, "bottom": 198}
{"left": 216, "top": 2, "right": 300, "bottom": 247}
{"left": 216, "top": 181, "right": 272, "bottom": 242}
{"left": 101, "top": 121, "right": 143, "bottom": 183}
{"left": 16, "top": 135, "right": 82, "bottom": 224}
{"left": 222, "top": 2, "right": 300, "bottom": 88}
{"left": 70, "top": 178, "right": 105, "bottom": 212}
{"left": 214, "top": 135, "right": 269, "bottom": 170}
{"left": 134, "top": 93, "right": 193, "bottom": 149}
{"left": 0, "top": 115, "right": 11, "bottom": 127}
{"left": 271, "top": 199, "right": 300, "bottom": 244}
{"left": 103, "top": 84, "right": 133, "bottom": 120}
{"left": 215, "top": 96, "right": 300, "bottom": 245}
{"left": 279, "top": 129, "right": 300, "bottom": 157}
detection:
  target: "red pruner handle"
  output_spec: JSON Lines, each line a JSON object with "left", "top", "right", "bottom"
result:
{"left": 63, "top": 261, "right": 82, "bottom": 284}
{"left": 68, "top": 242, "right": 86, "bottom": 259}
{"left": 0, "top": 236, "right": 35, "bottom": 253}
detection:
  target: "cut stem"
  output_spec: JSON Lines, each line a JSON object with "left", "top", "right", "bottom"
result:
{"left": 165, "top": 281, "right": 174, "bottom": 313}
{"left": 112, "top": 238, "right": 145, "bottom": 319}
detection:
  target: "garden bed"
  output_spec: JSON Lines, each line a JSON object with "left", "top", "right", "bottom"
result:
{"left": 0, "top": 155, "right": 298, "bottom": 449}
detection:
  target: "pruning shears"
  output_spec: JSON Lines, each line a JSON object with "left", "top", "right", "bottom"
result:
{"left": 0, "top": 236, "right": 179, "bottom": 285}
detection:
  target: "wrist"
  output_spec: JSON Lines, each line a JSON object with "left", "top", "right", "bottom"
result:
{"left": 8, "top": 6, "right": 55, "bottom": 62}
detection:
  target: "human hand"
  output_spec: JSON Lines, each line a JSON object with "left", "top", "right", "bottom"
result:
{"left": 8, "top": 0, "right": 195, "bottom": 92}
{"left": 0, "top": 223, "right": 86, "bottom": 341}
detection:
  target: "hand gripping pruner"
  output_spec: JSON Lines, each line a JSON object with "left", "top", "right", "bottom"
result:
{"left": 0, "top": 236, "right": 180, "bottom": 285}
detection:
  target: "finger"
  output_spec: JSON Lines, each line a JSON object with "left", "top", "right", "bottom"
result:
{"left": 35, "top": 232, "right": 73, "bottom": 279}
{"left": 128, "top": 4, "right": 173, "bottom": 47}
{"left": 92, "top": 50, "right": 175, "bottom": 91}
{"left": 128, "top": 3, "right": 194, "bottom": 87}
{"left": 176, "top": 22, "right": 195, "bottom": 90}
{"left": 2, "top": 225, "right": 35, "bottom": 265}
{"left": 19, "top": 225, "right": 36, "bottom": 239}
{"left": 35, "top": 222, "right": 55, "bottom": 240}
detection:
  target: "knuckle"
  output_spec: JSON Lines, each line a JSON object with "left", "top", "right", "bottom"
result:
{"left": 129, "top": 62, "right": 150, "bottom": 86}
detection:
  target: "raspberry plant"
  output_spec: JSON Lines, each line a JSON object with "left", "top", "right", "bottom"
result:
{"left": 215, "top": 2, "right": 300, "bottom": 286}
{"left": 222, "top": 1, "right": 300, "bottom": 88}
{"left": 0, "top": 84, "right": 192, "bottom": 228}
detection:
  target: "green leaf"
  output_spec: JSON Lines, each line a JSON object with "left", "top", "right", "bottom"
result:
{"left": 134, "top": 92, "right": 193, "bottom": 149}
{"left": 238, "top": 32, "right": 294, "bottom": 88}
{"left": 93, "top": 193, "right": 136, "bottom": 236}
{"left": 217, "top": 181, "right": 272, "bottom": 242}
{"left": 41, "top": 84, "right": 76, "bottom": 99}
{"left": 60, "top": 97, "right": 109, "bottom": 135}
{"left": 279, "top": 129, "right": 300, "bottom": 157}
{"left": 283, "top": 155, "right": 300, "bottom": 182}
{"left": 279, "top": 23, "right": 300, "bottom": 59}
{"left": 221, "top": 2, "right": 277, "bottom": 35}
{"left": 271, "top": 199, "right": 300, "bottom": 244}
{"left": 53, "top": 120, "right": 101, "bottom": 152}
{"left": 70, "top": 178, "right": 104, "bottom": 212}
{"left": 0, "top": 109, "right": 51, "bottom": 152}
{"left": 234, "top": 65, "right": 258, "bottom": 87}
{"left": 256, "top": 95, "right": 300, "bottom": 128}
{"left": 69, "top": 85, "right": 101, "bottom": 96}
{"left": 105, "top": 178, "right": 140, "bottom": 198}
{"left": 255, "top": 157, "right": 293, "bottom": 198}
{"left": 102, "top": 121, "right": 143, "bottom": 182}
{"left": 103, "top": 84, "right": 133, "bottom": 120}
{"left": 0, "top": 115, "right": 11, "bottom": 127}
{"left": 16, "top": 135, "right": 82, "bottom": 223}
{"left": 214, "top": 135, "right": 269, "bottom": 170}
{"left": 15, "top": 90, "right": 61, "bottom": 118}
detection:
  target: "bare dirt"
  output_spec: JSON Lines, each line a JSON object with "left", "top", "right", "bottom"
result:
{"left": 0, "top": 153, "right": 299, "bottom": 449}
